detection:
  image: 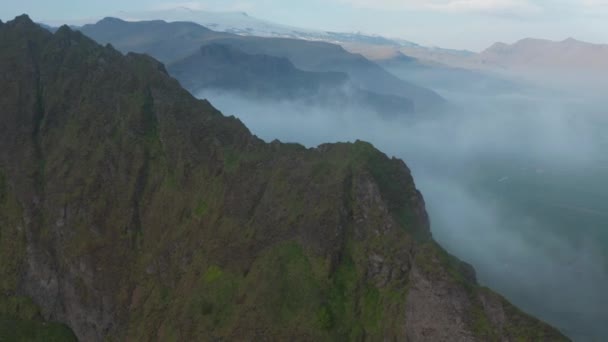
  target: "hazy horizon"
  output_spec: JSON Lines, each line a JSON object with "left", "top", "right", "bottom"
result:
{"left": 1, "top": 0, "right": 608, "bottom": 51}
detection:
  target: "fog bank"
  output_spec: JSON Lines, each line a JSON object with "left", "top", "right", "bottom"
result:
{"left": 197, "top": 85, "right": 608, "bottom": 341}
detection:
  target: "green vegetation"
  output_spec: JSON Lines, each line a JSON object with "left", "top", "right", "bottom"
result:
{"left": 316, "top": 305, "right": 334, "bottom": 330}
{"left": 0, "top": 316, "right": 77, "bottom": 342}
{"left": 325, "top": 253, "right": 358, "bottom": 335}
{"left": 0, "top": 296, "right": 40, "bottom": 321}
{"left": 243, "top": 242, "right": 321, "bottom": 329}
{"left": 222, "top": 147, "right": 241, "bottom": 173}
{"left": 0, "top": 169, "right": 26, "bottom": 294}
{"left": 416, "top": 241, "right": 474, "bottom": 286}
{"left": 0, "top": 169, "right": 5, "bottom": 203}
{"left": 203, "top": 265, "right": 224, "bottom": 283}
{"left": 471, "top": 302, "right": 499, "bottom": 340}
{"left": 193, "top": 198, "right": 208, "bottom": 218}
{"left": 0, "top": 297, "right": 76, "bottom": 342}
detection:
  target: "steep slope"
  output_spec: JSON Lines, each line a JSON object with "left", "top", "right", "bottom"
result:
{"left": 0, "top": 15, "right": 568, "bottom": 341}
{"left": 79, "top": 18, "right": 444, "bottom": 112}
{"left": 169, "top": 43, "right": 414, "bottom": 116}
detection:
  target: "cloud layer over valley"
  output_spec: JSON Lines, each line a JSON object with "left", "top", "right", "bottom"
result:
{"left": 197, "top": 80, "right": 608, "bottom": 341}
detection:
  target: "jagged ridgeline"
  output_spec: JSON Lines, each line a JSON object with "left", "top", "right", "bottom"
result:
{"left": 0, "top": 15, "right": 568, "bottom": 341}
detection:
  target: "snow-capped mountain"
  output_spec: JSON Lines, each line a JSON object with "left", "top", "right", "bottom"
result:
{"left": 118, "top": 7, "right": 315, "bottom": 38}
{"left": 116, "top": 7, "right": 419, "bottom": 46}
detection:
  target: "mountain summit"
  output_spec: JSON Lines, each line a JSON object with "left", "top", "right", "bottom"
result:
{"left": 0, "top": 15, "right": 568, "bottom": 341}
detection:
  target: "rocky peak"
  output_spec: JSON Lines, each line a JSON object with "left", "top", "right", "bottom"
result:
{"left": 97, "top": 16, "right": 126, "bottom": 25}
{"left": 9, "top": 13, "right": 35, "bottom": 26}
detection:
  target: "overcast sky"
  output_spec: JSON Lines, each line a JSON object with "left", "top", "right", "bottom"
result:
{"left": 2, "top": 0, "right": 607, "bottom": 50}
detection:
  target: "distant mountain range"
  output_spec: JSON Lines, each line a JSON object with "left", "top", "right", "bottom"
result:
{"left": 477, "top": 37, "right": 608, "bottom": 71}
{"left": 168, "top": 43, "right": 416, "bottom": 117}
{"left": 72, "top": 8, "right": 608, "bottom": 96}
{"left": 340, "top": 35, "right": 608, "bottom": 94}
{"left": 77, "top": 17, "right": 444, "bottom": 113}
{"left": 378, "top": 52, "right": 519, "bottom": 95}
{"left": 42, "top": 8, "right": 608, "bottom": 76}
{"left": 116, "top": 8, "right": 421, "bottom": 46}
{"left": 41, "top": 8, "right": 608, "bottom": 100}
{"left": 470, "top": 37, "right": 608, "bottom": 92}
{"left": 169, "top": 43, "right": 348, "bottom": 97}
{"left": 114, "top": 8, "right": 476, "bottom": 70}
{"left": 338, "top": 34, "right": 608, "bottom": 75}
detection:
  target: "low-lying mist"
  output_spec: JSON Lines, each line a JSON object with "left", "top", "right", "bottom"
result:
{"left": 197, "top": 82, "right": 608, "bottom": 341}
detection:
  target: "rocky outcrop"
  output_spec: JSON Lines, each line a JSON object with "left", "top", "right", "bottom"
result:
{"left": 0, "top": 15, "right": 568, "bottom": 341}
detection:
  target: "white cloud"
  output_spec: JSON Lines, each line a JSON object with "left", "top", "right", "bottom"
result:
{"left": 337, "top": 0, "right": 543, "bottom": 16}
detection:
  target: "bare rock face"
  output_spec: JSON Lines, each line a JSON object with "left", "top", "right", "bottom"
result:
{"left": 0, "top": 15, "right": 569, "bottom": 341}
{"left": 405, "top": 264, "right": 476, "bottom": 341}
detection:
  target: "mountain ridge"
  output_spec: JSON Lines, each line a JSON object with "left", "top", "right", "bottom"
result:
{"left": 168, "top": 43, "right": 416, "bottom": 116}
{"left": 478, "top": 36, "right": 608, "bottom": 70}
{"left": 0, "top": 15, "right": 568, "bottom": 341}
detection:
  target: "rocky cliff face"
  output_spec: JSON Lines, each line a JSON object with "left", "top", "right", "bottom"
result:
{"left": 0, "top": 15, "right": 568, "bottom": 341}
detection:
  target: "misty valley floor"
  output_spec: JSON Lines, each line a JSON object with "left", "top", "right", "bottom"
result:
{"left": 198, "top": 87, "right": 608, "bottom": 341}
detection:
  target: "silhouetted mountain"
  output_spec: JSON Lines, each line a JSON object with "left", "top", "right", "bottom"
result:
{"left": 80, "top": 17, "right": 231, "bottom": 63}
{"left": 169, "top": 43, "right": 415, "bottom": 116}
{"left": 169, "top": 43, "right": 347, "bottom": 97}
{"left": 203, "top": 35, "right": 445, "bottom": 111}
